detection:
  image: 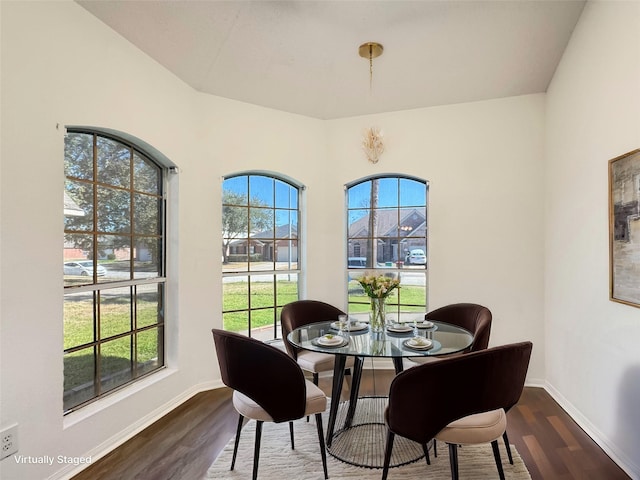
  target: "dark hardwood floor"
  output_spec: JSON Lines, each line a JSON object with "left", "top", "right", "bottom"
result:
{"left": 72, "top": 370, "right": 630, "bottom": 480}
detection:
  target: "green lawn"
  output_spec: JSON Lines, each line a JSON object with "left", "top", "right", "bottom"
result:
{"left": 222, "top": 279, "right": 298, "bottom": 332}
{"left": 63, "top": 292, "right": 162, "bottom": 406}
{"left": 222, "top": 278, "right": 426, "bottom": 331}
{"left": 348, "top": 282, "right": 427, "bottom": 313}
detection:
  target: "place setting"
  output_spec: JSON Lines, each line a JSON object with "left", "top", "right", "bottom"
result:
{"left": 312, "top": 333, "right": 349, "bottom": 348}
{"left": 385, "top": 322, "right": 414, "bottom": 335}
{"left": 330, "top": 315, "right": 369, "bottom": 335}
{"left": 402, "top": 336, "right": 434, "bottom": 351}
{"left": 414, "top": 319, "right": 438, "bottom": 331}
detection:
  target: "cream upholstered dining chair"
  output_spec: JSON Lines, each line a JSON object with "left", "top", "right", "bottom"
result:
{"left": 281, "top": 300, "right": 355, "bottom": 386}
{"left": 382, "top": 341, "right": 533, "bottom": 480}
{"left": 211, "top": 328, "right": 329, "bottom": 480}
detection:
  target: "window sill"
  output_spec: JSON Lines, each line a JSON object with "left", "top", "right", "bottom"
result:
{"left": 63, "top": 367, "right": 177, "bottom": 429}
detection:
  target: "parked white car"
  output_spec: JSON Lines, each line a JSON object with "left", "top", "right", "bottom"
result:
{"left": 348, "top": 257, "right": 367, "bottom": 268}
{"left": 64, "top": 261, "right": 107, "bottom": 277}
{"left": 406, "top": 249, "right": 426, "bottom": 265}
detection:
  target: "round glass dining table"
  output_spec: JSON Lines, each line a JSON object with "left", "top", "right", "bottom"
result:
{"left": 287, "top": 319, "right": 474, "bottom": 468}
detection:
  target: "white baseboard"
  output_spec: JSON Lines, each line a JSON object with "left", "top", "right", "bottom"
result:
{"left": 48, "top": 379, "right": 221, "bottom": 480}
{"left": 47, "top": 373, "right": 638, "bottom": 480}
{"left": 324, "top": 365, "right": 636, "bottom": 477}
{"left": 543, "top": 381, "right": 639, "bottom": 480}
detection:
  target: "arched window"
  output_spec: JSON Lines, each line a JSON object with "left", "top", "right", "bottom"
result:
{"left": 346, "top": 175, "right": 428, "bottom": 316}
{"left": 222, "top": 173, "right": 302, "bottom": 340}
{"left": 63, "top": 129, "right": 169, "bottom": 413}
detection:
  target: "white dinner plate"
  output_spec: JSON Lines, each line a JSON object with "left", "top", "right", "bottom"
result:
{"left": 330, "top": 321, "right": 368, "bottom": 332}
{"left": 403, "top": 338, "right": 433, "bottom": 350}
{"left": 416, "top": 321, "right": 436, "bottom": 329}
{"left": 387, "top": 324, "right": 413, "bottom": 333}
{"left": 317, "top": 335, "right": 345, "bottom": 346}
{"left": 349, "top": 322, "right": 368, "bottom": 331}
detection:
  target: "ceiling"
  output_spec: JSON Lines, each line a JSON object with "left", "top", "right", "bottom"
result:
{"left": 77, "top": 0, "right": 586, "bottom": 120}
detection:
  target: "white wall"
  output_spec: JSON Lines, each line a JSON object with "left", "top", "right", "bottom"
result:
{"left": 545, "top": 1, "right": 640, "bottom": 477}
{"left": 0, "top": 3, "right": 201, "bottom": 479}
{"left": 0, "top": 2, "right": 325, "bottom": 479}
{"left": 325, "top": 96, "right": 546, "bottom": 379}
{"left": 4, "top": 0, "right": 636, "bottom": 479}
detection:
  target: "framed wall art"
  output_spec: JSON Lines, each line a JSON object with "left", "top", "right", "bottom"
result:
{"left": 609, "top": 148, "right": 640, "bottom": 307}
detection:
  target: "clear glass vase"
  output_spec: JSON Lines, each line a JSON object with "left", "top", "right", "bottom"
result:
{"left": 369, "top": 297, "right": 387, "bottom": 332}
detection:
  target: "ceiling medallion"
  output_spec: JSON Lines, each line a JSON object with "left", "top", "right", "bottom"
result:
{"left": 358, "top": 42, "right": 384, "bottom": 91}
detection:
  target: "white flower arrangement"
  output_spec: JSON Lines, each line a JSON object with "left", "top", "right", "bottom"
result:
{"left": 356, "top": 273, "right": 400, "bottom": 299}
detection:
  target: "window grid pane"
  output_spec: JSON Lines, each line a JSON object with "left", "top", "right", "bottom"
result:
{"left": 63, "top": 130, "right": 166, "bottom": 413}
{"left": 346, "top": 176, "right": 428, "bottom": 316}
{"left": 222, "top": 174, "right": 301, "bottom": 341}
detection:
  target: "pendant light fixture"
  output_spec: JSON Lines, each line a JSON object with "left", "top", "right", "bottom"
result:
{"left": 358, "top": 42, "right": 384, "bottom": 91}
{"left": 359, "top": 42, "right": 385, "bottom": 164}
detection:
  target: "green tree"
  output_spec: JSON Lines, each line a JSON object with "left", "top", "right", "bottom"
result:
{"left": 222, "top": 191, "right": 272, "bottom": 263}
{"left": 64, "top": 132, "right": 162, "bottom": 262}
{"left": 367, "top": 178, "right": 379, "bottom": 267}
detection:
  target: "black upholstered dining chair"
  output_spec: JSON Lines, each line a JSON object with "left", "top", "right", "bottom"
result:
{"left": 281, "top": 300, "right": 355, "bottom": 385}
{"left": 382, "top": 341, "right": 533, "bottom": 480}
{"left": 404, "top": 302, "right": 494, "bottom": 456}
{"left": 417, "top": 302, "right": 516, "bottom": 462}
{"left": 427, "top": 302, "right": 493, "bottom": 352}
{"left": 406, "top": 303, "right": 492, "bottom": 368}
{"left": 211, "top": 328, "right": 329, "bottom": 480}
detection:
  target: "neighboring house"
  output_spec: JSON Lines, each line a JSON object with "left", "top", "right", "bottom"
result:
{"left": 64, "top": 191, "right": 86, "bottom": 260}
{"left": 64, "top": 191, "right": 84, "bottom": 217}
{"left": 228, "top": 225, "right": 298, "bottom": 262}
{"left": 348, "top": 208, "right": 426, "bottom": 264}
{"left": 63, "top": 242, "right": 133, "bottom": 261}
{"left": 64, "top": 192, "right": 152, "bottom": 262}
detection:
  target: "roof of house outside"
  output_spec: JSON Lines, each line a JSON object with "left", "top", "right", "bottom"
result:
{"left": 348, "top": 208, "right": 426, "bottom": 239}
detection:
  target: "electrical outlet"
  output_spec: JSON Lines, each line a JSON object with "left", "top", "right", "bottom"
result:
{"left": 1, "top": 424, "right": 18, "bottom": 460}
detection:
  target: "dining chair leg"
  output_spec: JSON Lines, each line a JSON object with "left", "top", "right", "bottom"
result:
{"left": 289, "top": 421, "right": 295, "bottom": 449}
{"left": 230, "top": 414, "right": 244, "bottom": 471}
{"left": 448, "top": 443, "right": 459, "bottom": 480}
{"left": 491, "top": 439, "right": 506, "bottom": 480}
{"left": 433, "top": 438, "right": 438, "bottom": 457}
{"left": 314, "top": 413, "right": 329, "bottom": 480}
{"left": 381, "top": 430, "right": 395, "bottom": 480}
{"left": 503, "top": 431, "right": 514, "bottom": 464}
{"left": 422, "top": 442, "right": 431, "bottom": 465}
{"left": 252, "top": 421, "right": 263, "bottom": 480}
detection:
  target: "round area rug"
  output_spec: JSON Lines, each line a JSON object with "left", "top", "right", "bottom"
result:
{"left": 206, "top": 409, "right": 531, "bottom": 480}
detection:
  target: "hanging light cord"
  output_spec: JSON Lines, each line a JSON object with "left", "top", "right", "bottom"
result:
{"left": 359, "top": 42, "right": 383, "bottom": 93}
{"left": 369, "top": 45, "right": 374, "bottom": 91}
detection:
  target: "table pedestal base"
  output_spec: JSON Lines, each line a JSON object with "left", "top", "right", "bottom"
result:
{"left": 327, "top": 396, "right": 427, "bottom": 469}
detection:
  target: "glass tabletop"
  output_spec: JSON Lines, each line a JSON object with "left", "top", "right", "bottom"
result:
{"left": 287, "top": 319, "right": 474, "bottom": 358}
